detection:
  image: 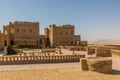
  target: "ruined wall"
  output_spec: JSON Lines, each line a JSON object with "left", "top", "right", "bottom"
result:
{"left": 13, "top": 21, "right": 39, "bottom": 40}
{"left": 0, "top": 30, "right": 2, "bottom": 44}
{"left": 96, "top": 48, "right": 112, "bottom": 57}
{"left": 0, "top": 30, "right": 6, "bottom": 50}
{"left": 0, "top": 31, "right": 4, "bottom": 50}
{"left": 48, "top": 24, "right": 81, "bottom": 47}
{"left": 44, "top": 28, "right": 49, "bottom": 37}
{"left": 80, "top": 58, "right": 112, "bottom": 73}
{"left": 1, "top": 21, "right": 85, "bottom": 48}
{"left": 2, "top": 21, "right": 40, "bottom": 48}
{"left": 87, "top": 58, "right": 112, "bottom": 73}
{"left": 111, "top": 49, "right": 120, "bottom": 56}
{"left": 80, "top": 41, "right": 88, "bottom": 47}
{"left": 87, "top": 47, "right": 96, "bottom": 55}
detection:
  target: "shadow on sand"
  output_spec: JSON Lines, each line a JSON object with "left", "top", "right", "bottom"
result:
{"left": 110, "top": 69, "right": 120, "bottom": 75}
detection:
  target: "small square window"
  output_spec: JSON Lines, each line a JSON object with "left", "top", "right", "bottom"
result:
{"left": 23, "top": 29, "right": 26, "bottom": 32}
{"left": 30, "top": 29, "right": 32, "bottom": 33}
{"left": 71, "top": 31, "right": 73, "bottom": 35}
{"left": 60, "top": 32, "right": 62, "bottom": 35}
{"left": 66, "top": 32, "right": 68, "bottom": 35}
{"left": 17, "top": 29, "right": 19, "bottom": 32}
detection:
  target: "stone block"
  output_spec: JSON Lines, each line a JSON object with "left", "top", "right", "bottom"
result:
{"left": 87, "top": 57, "right": 112, "bottom": 73}
{"left": 80, "top": 58, "right": 88, "bottom": 71}
{"left": 87, "top": 48, "right": 95, "bottom": 55}
{"left": 96, "top": 48, "right": 112, "bottom": 57}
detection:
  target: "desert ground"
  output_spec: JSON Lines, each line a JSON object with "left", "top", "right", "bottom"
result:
{"left": 0, "top": 68, "right": 119, "bottom": 80}
{"left": 0, "top": 50, "right": 119, "bottom": 80}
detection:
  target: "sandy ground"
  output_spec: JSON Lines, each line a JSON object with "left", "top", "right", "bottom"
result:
{"left": 0, "top": 63, "right": 80, "bottom": 71}
{"left": 0, "top": 49, "right": 119, "bottom": 80}
{"left": 0, "top": 57, "right": 119, "bottom": 80}
{"left": 0, "top": 68, "right": 120, "bottom": 80}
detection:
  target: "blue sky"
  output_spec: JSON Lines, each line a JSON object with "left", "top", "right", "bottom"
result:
{"left": 0, "top": 0, "right": 120, "bottom": 41}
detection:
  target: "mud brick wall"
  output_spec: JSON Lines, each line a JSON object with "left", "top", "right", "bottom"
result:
{"left": 0, "top": 55, "right": 85, "bottom": 65}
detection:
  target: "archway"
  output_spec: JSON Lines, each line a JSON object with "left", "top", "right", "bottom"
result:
{"left": 71, "top": 41, "right": 74, "bottom": 46}
{"left": 11, "top": 40, "right": 14, "bottom": 45}
{"left": 75, "top": 40, "right": 80, "bottom": 46}
{"left": 4, "top": 41, "right": 7, "bottom": 46}
{"left": 46, "top": 38, "right": 50, "bottom": 47}
{"left": 39, "top": 39, "right": 43, "bottom": 48}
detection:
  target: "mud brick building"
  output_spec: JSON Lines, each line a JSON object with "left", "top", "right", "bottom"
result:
{"left": 0, "top": 21, "right": 87, "bottom": 48}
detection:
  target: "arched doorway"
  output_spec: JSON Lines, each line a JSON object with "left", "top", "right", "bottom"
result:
{"left": 4, "top": 41, "right": 7, "bottom": 46}
{"left": 46, "top": 38, "right": 50, "bottom": 47}
{"left": 71, "top": 41, "right": 74, "bottom": 46}
{"left": 39, "top": 39, "right": 43, "bottom": 48}
{"left": 11, "top": 40, "right": 14, "bottom": 45}
{"left": 75, "top": 40, "right": 80, "bottom": 46}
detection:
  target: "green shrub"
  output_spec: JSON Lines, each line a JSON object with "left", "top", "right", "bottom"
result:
{"left": 12, "top": 45, "right": 19, "bottom": 49}
{"left": 7, "top": 46, "right": 18, "bottom": 55}
{"left": 23, "top": 48, "right": 29, "bottom": 50}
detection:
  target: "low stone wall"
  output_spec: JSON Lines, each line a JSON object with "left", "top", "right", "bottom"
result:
{"left": 80, "top": 58, "right": 88, "bottom": 71}
{"left": 87, "top": 58, "right": 112, "bottom": 73}
{"left": 80, "top": 57, "right": 112, "bottom": 73}
{"left": 0, "top": 55, "right": 85, "bottom": 65}
{"left": 96, "top": 48, "right": 112, "bottom": 57}
{"left": 58, "top": 46, "right": 87, "bottom": 51}
{"left": 19, "top": 52, "right": 58, "bottom": 56}
{"left": 111, "top": 49, "right": 120, "bottom": 56}
{"left": 22, "top": 49, "right": 61, "bottom": 56}
{"left": 87, "top": 47, "right": 96, "bottom": 55}
{"left": 41, "top": 48, "right": 55, "bottom": 52}
{"left": 69, "top": 46, "right": 87, "bottom": 51}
